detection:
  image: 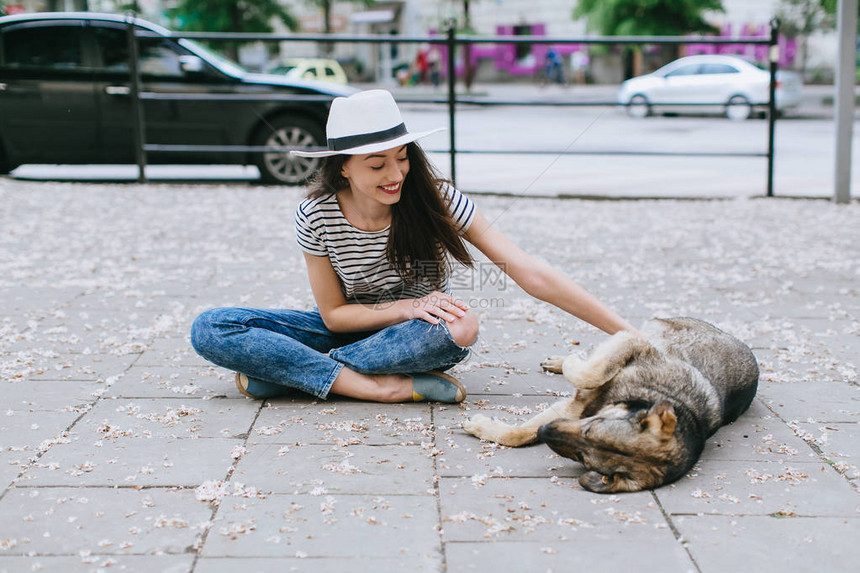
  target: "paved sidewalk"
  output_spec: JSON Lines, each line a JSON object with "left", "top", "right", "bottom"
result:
{"left": 0, "top": 178, "right": 858, "bottom": 572}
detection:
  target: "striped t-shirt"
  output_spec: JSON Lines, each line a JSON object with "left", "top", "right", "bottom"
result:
{"left": 295, "top": 184, "right": 476, "bottom": 305}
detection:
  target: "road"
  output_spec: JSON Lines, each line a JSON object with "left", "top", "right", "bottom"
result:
{"left": 9, "top": 84, "right": 858, "bottom": 199}
{"left": 399, "top": 92, "right": 858, "bottom": 198}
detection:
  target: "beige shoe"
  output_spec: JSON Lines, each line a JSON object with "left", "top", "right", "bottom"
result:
{"left": 235, "top": 372, "right": 288, "bottom": 399}
{"left": 235, "top": 372, "right": 253, "bottom": 398}
{"left": 411, "top": 371, "right": 466, "bottom": 403}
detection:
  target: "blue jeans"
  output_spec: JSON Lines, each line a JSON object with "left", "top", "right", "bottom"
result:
{"left": 190, "top": 308, "right": 471, "bottom": 399}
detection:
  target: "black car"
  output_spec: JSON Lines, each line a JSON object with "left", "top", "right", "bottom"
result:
{"left": 0, "top": 12, "right": 356, "bottom": 184}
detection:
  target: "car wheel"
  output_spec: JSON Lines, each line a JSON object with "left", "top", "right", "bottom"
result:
{"left": 725, "top": 95, "right": 753, "bottom": 121}
{"left": 0, "top": 143, "right": 11, "bottom": 175}
{"left": 253, "top": 116, "right": 325, "bottom": 185}
{"left": 626, "top": 94, "right": 651, "bottom": 119}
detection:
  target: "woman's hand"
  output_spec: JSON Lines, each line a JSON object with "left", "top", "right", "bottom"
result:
{"left": 401, "top": 291, "right": 469, "bottom": 325}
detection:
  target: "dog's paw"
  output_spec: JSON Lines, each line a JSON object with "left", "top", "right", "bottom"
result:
{"left": 462, "top": 414, "right": 492, "bottom": 438}
{"left": 541, "top": 356, "right": 565, "bottom": 373}
{"left": 561, "top": 355, "right": 608, "bottom": 389}
{"left": 463, "top": 415, "right": 537, "bottom": 447}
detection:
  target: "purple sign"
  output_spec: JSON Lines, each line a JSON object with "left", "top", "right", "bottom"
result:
{"left": 685, "top": 23, "right": 797, "bottom": 67}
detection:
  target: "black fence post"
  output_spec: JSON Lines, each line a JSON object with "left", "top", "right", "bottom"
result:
{"left": 446, "top": 23, "right": 457, "bottom": 186}
{"left": 126, "top": 14, "right": 147, "bottom": 183}
{"left": 766, "top": 17, "right": 779, "bottom": 197}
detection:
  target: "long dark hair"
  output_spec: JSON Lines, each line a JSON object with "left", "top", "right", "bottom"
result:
{"left": 306, "top": 142, "right": 474, "bottom": 287}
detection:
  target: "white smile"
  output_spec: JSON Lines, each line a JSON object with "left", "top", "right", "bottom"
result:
{"left": 380, "top": 183, "right": 401, "bottom": 193}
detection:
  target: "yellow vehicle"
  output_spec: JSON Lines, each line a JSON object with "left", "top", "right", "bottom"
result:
{"left": 268, "top": 58, "right": 348, "bottom": 85}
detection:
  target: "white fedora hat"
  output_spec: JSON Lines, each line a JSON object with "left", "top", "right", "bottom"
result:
{"left": 290, "top": 89, "right": 444, "bottom": 158}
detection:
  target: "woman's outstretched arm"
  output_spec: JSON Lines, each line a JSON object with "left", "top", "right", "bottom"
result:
{"left": 464, "top": 210, "right": 640, "bottom": 336}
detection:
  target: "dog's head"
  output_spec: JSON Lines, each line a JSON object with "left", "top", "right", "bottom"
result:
{"left": 537, "top": 401, "right": 684, "bottom": 493}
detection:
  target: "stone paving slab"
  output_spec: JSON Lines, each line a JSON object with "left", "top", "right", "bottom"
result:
{"left": 698, "top": 400, "right": 817, "bottom": 463}
{"left": 0, "top": 411, "right": 82, "bottom": 470}
{"left": 0, "top": 454, "right": 25, "bottom": 492}
{"left": 195, "top": 556, "right": 437, "bottom": 573}
{"left": 439, "top": 477, "right": 669, "bottom": 542}
{"left": 658, "top": 458, "right": 859, "bottom": 517}
{"left": 444, "top": 540, "right": 696, "bottom": 573}
{"left": 103, "top": 364, "right": 233, "bottom": 399}
{"left": 246, "top": 399, "right": 433, "bottom": 446}
{"left": 757, "top": 382, "right": 860, "bottom": 423}
{"left": 201, "top": 493, "right": 440, "bottom": 561}
{"left": 435, "top": 397, "right": 579, "bottom": 478}
{"left": 1, "top": 180, "right": 858, "bottom": 571}
{"left": 456, "top": 365, "right": 570, "bottom": 397}
{"left": 0, "top": 555, "right": 196, "bottom": 573}
{"left": 72, "top": 397, "right": 260, "bottom": 439}
{"left": 437, "top": 437, "right": 578, "bottom": 480}
{"left": 793, "top": 422, "right": 860, "bottom": 479}
{"left": 673, "top": 515, "right": 860, "bottom": 572}
{"left": 4, "top": 380, "right": 99, "bottom": 412}
{"left": 0, "top": 487, "right": 212, "bottom": 556}
{"left": 25, "top": 352, "right": 140, "bottom": 382}
{"left": 18, "top": 436, "right": 241, "bottom": 487}
{"left": 232, "top": 443, "right": 435, "bottom": 495}
{"left": 136, "top": 337, "right": 214, "bottom": 368}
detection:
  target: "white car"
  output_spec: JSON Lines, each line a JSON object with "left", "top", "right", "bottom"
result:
{"left": 616, "top": 55, "right": 803, "bottom": 120}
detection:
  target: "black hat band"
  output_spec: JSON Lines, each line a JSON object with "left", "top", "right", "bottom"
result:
{"left": 327, "top": 123, "right": 408, "bottom": 151}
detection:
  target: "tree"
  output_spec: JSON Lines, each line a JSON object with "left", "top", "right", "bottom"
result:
{"left": 168, "top": 0, "right": 298, "bottom": 61}
{"left": 777, "top": 0, "right": 836, "bottom": 74}
{"left": 573, "top": 0, "right": 724, "bottom": 36}
{"left": 304, "top": 0, "right": 373, "bottom": 55}
{"left": 305, "top": 0, "right": 372, "bottom": 35}
{"left": 458, "top": 0, "right": 478, "bottom": 90}
{"left": 573, "top": 0, "right": 725, "bottom": 77}
{"left": 819, "top": 0, "right": 860, "bottom": 30}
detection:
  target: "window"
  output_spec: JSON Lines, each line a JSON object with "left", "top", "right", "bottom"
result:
{"left": 92, "top": 26, "right": 184, "bottom": 77}
{"left": 92, "top": 26, "right": 129, "bottom": 71}
{"left": 138, "top": 42, "right": 183, "bottom": 76}
{"left": 665, "top": 64, "right": 701, "bottom": 78}
{"left": 700, "top": 63, "right": 739, "bottom": 75}
{"left": 2, "top": 25, "right": 86, "bottom": 70}
{"left": 512, "top": 24, "right": 532, "bottom": 62}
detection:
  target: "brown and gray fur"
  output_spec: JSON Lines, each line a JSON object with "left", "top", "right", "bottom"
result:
{"left": 463, "top": 318, "right": 759, "bottom": 493}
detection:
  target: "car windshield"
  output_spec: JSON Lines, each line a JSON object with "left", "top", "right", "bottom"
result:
{"left": 178, "top": 37, "right": 246, "bottom": 76}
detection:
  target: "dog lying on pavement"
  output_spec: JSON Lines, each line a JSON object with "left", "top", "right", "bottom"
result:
{"left": 463, "top": 317, "right": 759, "bottom": 493}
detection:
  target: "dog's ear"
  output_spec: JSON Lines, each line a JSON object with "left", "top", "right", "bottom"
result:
{"left": 579, "top": 470, "right": 618, "bottom": 493}
{"left": 580, "top": 471, "right": 646, "bottom": 493}
{"left": 639, "top": 401, "right": 677, "bottom": 436}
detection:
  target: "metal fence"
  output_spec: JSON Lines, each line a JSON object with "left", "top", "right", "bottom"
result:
{"left": 126, "top": 18, "right": 781, "bottom": 195}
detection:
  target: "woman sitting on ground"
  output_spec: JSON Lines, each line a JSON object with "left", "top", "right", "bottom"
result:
{"left": 191, "top": 90, "right": 638, "bottom": 403}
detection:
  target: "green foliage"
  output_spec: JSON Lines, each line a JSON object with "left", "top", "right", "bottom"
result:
{"left": 777, "top": 0, "right": 836, "bottom": 36}
{"left": 169, "top": 0, "right": 298, "bottom": 33}
{"left": 819, "top": 0, "right": 860, "bottom": 31}
{"left": 573, "top": 0, "right": 725, "bottom": 36}
{"left": 167, "top": 0, "right": 297, "bottom": 62}
{"left": 117, "top": 2, "right": 142, "bottom": 12}
{"left": 819, "top": 0, "right": 860, "bottom": 18}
